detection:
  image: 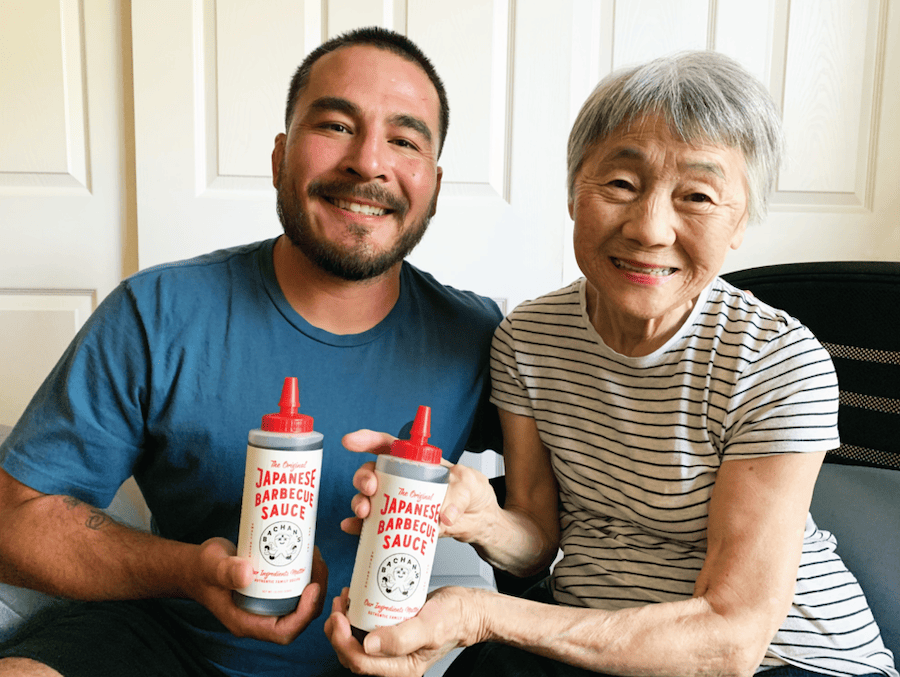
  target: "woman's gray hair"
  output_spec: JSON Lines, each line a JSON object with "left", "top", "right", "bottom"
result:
{"left": 567, "top": 51, "right": 784, "bottom": 225}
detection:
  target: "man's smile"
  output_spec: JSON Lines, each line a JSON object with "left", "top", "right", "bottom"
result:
{"left": 325, "top": 197, "right": 391, "bottom": 217}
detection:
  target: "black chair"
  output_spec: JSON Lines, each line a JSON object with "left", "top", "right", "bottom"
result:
{"left": 723, "top": 261, "right": 900, "bottom": 660}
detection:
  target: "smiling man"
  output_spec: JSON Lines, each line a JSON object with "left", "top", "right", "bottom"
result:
{"left": 0, "top": 27, "right": 502, "bottom": 677}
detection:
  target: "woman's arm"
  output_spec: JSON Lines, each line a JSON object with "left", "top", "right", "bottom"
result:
{"left": 442, "top": 409, "right": 560, "bottom": 576}
{"left": 341, "top": 409, "right": 560, "bottom": 577}
{"left": 328, "top": 449, "right": 824, "bottom": 677}
{"left": 477, "top": 451, "right": 825, "bottom": 676}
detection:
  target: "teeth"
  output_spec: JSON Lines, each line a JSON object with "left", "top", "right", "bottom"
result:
{"left": 613, "top": 258, "right": 676, "bottom": 276}
{"left": 331, "top": 198, "right": 387, "bottom": 216}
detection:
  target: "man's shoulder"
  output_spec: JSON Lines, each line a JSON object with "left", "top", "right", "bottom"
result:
{"left": 125, "top": 239, "right": 272, "bottom": 290}
{"left": 401, "top": 262, "right": 503, "bottom": 328}
{"left": 98, "top": 239, "right": 275, "bottom": 335}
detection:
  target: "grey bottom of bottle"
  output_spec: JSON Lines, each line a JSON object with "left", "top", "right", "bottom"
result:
{"left": 351, "top": 625, "right": 369, "bottom": 644}
{"left": 232, "top": 591, "right": 299, "bottom": 616}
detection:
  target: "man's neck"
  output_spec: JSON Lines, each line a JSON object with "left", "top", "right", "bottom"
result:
{"left": 272, "top": 235, "right": 402, "bottom": 335}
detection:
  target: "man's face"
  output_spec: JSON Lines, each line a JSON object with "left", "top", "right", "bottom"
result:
{"left": 272, "top": 45, "right": 443, "bottom": 281}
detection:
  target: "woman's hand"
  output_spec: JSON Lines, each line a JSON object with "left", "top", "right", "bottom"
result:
{"left": 436, "top": 464, "right": 500, "bottom": 543}
{"left": 325, "top": 586, "right": 485, "bottom": 676}
{"left": 340, "top": 429, "right": 502, "bottom": 545}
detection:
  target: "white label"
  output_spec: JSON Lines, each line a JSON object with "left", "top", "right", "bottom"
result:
{"left": 347, "top": 470, "right": 448, "bottom": 632}
{"left": 235, "top": 443, "right": 322, "bottom": 599}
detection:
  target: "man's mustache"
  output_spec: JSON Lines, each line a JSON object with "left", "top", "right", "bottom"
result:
{"left": 307, "top": 180, "right": 409, "bottom": 220}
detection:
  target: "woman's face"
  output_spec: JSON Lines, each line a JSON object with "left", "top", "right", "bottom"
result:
{"left": 570, "top": 114, "right": 750, "bottom": 352}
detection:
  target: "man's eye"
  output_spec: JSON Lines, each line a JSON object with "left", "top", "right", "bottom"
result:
{"left": 392, "top": 138, "right": 419, "bottom": 151}
{"left": 686, "top": 193, "right": 712, "bottom": 203}
{"left": 323, "top": 123, "right": 350, "bottom": 133}
{"left": 609, "top": 179, "right": 634, "bottom": 190}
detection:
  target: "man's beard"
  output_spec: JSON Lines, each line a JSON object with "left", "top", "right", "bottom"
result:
{"left": 276, "top": 173, "right": 435, "bottom": 282}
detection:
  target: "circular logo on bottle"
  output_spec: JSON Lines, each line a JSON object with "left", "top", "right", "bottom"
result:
{"left": 377, "top": 554, "right": 421, "bottom": 602}
{"left": 259, "top": 521, "right": 302, "bottom": 567}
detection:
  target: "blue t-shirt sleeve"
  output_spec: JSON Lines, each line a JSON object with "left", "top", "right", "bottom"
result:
{"left": 0, "top": 283, "right": 148, "bottom": 507}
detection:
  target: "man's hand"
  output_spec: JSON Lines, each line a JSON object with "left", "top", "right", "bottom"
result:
{"left": 325, "top": 586, "right": 483, "bottom": 676}
{"left": 190, "top": 537, "right": 328, "bottom": 645}
{"left": 340, "top": 429, "right": 395, "bottom": 536}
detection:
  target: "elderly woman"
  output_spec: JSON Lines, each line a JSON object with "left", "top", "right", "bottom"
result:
{"left": 326, "top": 51, "right": 897, "bottom": 677}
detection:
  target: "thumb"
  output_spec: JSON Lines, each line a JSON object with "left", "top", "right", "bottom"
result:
{"left": 217, "top": 554, "right": 253, "bottom": 590}
{"left": 342, "top": 429, "right": 396, "bottom": 454}
{"left": 363, "top": 616, "right": 426, "bottom": 657}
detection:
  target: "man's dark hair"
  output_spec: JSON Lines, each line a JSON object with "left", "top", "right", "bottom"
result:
{"left": 284, "top": 27, "right": 450, "bottom": 156}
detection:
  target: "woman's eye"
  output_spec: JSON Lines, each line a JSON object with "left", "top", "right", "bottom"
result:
{"left": 609, "top": 179, "right": 633, "bottom": 190}
{"left": 686, "top": 193, "right": 712, "bottom": 203}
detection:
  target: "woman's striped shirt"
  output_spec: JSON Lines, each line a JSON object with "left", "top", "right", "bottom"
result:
{"left": 490, "top": 277, "right": 897, "bottom": 677}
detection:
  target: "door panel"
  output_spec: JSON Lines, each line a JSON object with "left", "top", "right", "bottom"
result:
{"left": 0, "top": 0, "right": 130, "bottom": 426}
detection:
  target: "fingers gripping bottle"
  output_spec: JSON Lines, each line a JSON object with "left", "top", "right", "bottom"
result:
{"left": 233, "top": 377, "right": 323, "bottom": 616}
{"left": 347, "top": 405, "right": 449, "bottom": 641}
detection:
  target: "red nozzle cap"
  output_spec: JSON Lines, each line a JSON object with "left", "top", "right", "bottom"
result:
{"left": 390, "top": 405, "right": 442, "bottom": 464}
{"left": 261, "top": 377, "right": 313, "bottom": 433}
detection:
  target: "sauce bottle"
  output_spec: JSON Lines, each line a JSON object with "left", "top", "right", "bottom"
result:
{"left": 347, "top": 405, "right": 449, "bottom": 641}
{"left": 233, "top": 377, "right": 323, "bottom": 615}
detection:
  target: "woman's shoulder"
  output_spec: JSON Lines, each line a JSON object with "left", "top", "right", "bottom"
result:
{"left": 706, "top": 277, "right": 831, "bottom": 365}
{"left": 506, "top": 279, "right": 583, "bottom": 319}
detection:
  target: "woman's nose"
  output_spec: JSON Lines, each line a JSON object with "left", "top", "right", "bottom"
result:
{"left": 621, "top": 195, "right": 677, "bottom": 247}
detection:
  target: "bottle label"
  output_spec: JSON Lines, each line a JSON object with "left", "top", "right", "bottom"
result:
{"left": 347, "top": 470, "right": 448, "bottom": 632}
{"left": 235, "top": 443, "right": 322, "bottom": 600}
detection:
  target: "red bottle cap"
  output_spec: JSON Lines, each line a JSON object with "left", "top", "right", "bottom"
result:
{"left": 261, "top": 377, "right": 313, "bottom": 433}
{"left": 390, "top": 405, "right": 443, "bottom": 465}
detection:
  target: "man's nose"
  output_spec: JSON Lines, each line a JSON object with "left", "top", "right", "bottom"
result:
{"left": 341, "top": 130, "right": 389, "bottom": 182}
{"left": 621, "top": 194, "right": 677, "bottom": 247}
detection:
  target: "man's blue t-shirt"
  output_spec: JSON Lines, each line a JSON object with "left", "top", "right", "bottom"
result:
{"left": 0, "top": 238, "right": 503, "bottom": 675}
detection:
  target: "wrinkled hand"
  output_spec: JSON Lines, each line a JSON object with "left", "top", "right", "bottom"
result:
{"left": 340, "top": 430, "right": 500, "bottom": 545}
{"left": 324, "top": 586, "right": 481, "bottom": 676}
{"left": 190, "top": 537, "right": 328, "bottom": 645}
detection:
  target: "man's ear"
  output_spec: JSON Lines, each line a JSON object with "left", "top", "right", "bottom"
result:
{"left": 429, "top": 166, "right": 443, "bottom": 217}
{"left": 272, "top": 133, "right": 287, "bottom": 189}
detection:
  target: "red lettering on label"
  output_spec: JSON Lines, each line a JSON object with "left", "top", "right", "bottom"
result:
{"left": 255, "top": 467, "right": 317, "bottom": 489}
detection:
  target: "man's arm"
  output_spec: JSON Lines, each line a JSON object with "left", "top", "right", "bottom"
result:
{"left": 328, "top": 411, "right": 823, "bottom": 677}
{"left": 0, "top": 467, "right": 327, "bottom": 644}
